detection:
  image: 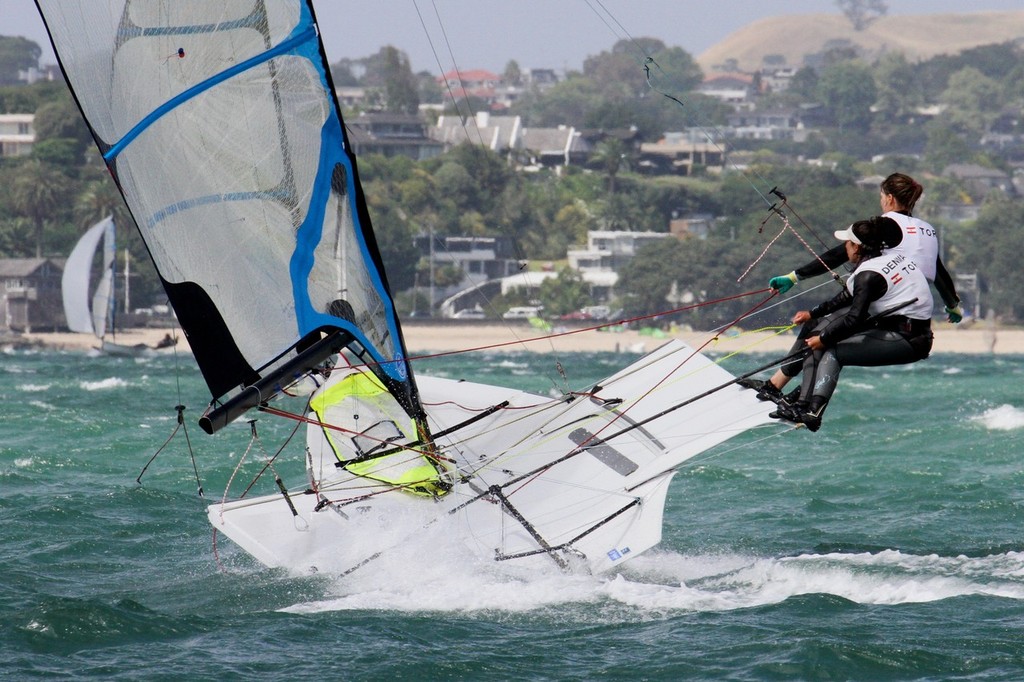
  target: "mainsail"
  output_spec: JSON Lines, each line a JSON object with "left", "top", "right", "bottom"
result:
{"left": 62, "top": 216, "right": 116, "bottom": 338}
{"left": 36, "top": 1, "right": 421, "bottom": 433}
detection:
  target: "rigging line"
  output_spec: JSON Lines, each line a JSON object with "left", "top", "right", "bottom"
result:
{"left": 258, "top": 404, "right": 457, "bottom": 467}
{"left": 136, "top": 405, "right": 182, "bottom": 484}
{"left": 390, "top": 26, "right": 550, "bottom": 376}
{"left": 577, "top": 0, "right": 782, "bottom": 206}
{"left": 238, "top": 400, "right": 307, "bottom": 499}
{"left": 412, "top": 0, "right": 486, "bottom": 147}
{"left": 582, "top": 0, "right": 838, "bottom": 260}
{"left": 777, "top": 209, "right": 847, "bottom": 287}
{"left": 774, "top": 189, "right": 833, "bottom": 253}
{"left": 503, "top": 289, "right": 778, "bottom": 497}
{"left": 737, "top": 278, "right": 834, "bottom": 323}
{"left": 582, "top": 297, "right": 923, "bottom": 470}
{"left": 403, "top": 287, "right": 774, "bottom": 363}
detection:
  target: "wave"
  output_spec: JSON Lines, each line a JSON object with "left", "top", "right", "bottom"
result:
{"left": 79, "top": 377, "right": 129, "bottom": 391}
{"left": 17, "top": 383, "right": 52, "bottom": 392}
{"left": 972, "top": 404, "right": 1024, "bottom": 431}
{"left": 281, "top": 543, "right": 1024, "bottom": 616}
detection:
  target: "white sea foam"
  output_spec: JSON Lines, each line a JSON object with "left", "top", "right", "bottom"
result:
{"left": 79, "top": 377, "right": 128, "bottom": 391}
{"left": 845, "top": 381, "right": 874, "bottom": 391}
{"left": 972, "top": 404, "right": 1024, "bottom": 431}
{"left": 281, "top": 543, "right": 1024, "bottom": 616}
{"left": 18, "top": 383, "right": 52, "bottom": 392}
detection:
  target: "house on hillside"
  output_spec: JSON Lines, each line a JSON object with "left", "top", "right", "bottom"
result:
{"left": 697, "top": 73, "right": 757, "bottom": 107}
{"left": 0, "top": 114, "right": 35, "bottom": 158}
{"left": 944, "top": 163, "right": 1015, "bottom": 200}
{"left": 415, "top": 234, "right": 521, "bottom": 284}
{"left": 726, "top": 108, "right": 808, "bottom": 141}
{"left": 0, "top": 258, "right": 64, "bottom": 332}
{"left": 639, "top": 132, "right": 724, "bottom": 176}
{"left": 568, "top": 230, "right": 671, "bottom": 273}
{"left": 437, "top": 68, "right": 507, "bottom": 108}
{"left": 433, "top": 112, "right": 521, "bottom": 156}
{"left": 432, "top": 113, "right": 587, "bottom": 169}
{"left": 519, "top": 125, "right": 581, "bottom": 168}
{"left": 345, "top": 112, "right": 443, "bottom": 161}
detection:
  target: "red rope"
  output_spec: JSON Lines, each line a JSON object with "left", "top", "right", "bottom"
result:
{"left": 405, "top": 286, "right": 777, "bottom": 363}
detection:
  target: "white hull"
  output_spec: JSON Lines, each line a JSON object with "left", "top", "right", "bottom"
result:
{"left": 100, "top": 339, "right": 155, "bottom": 357}
{"left": 208, "top": 340, "right": 775, "bottom": 576}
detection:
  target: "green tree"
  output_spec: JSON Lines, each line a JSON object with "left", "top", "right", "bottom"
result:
{"left": 538, "top": 268, "right": 589, "bottom": 316}
{"left": 362, "top": 46, "right": 419, "bottom": 114}
{"left": 503, "top": 60, "right": 522, "bottom": 86}
{"left": 10, "top": 159, "right": 68, "bottom": 257}
{"left": 0, "top": 36, "right": 41, "bottom": 86}
{"left": 835, "top": 0, "right": 887, "bottom": 30}
{"left": 589, "top": 137, "right": 631, "bottom": 194}
{"left": 330, "top": 59, "right": 360, "bottom": 87}
{"left": 923, "top": 123, "right": 973, "bottom": 173}
{"left": 515, "top": 76, "right": 602, "bottom": 127}
{"left": 872, "top": 52, "right": 923, "bottom": 124}
{"left": 940, "top": 67, "right": 1002, "bottom": 138}
{"left": 32, "top": 97, "right": 91, "bottom": 144}
{"left": 955, "top": 198, "right": 1024, "bottom": 320}
{"left": 816, "top": 61, "right": 877, "bottom": 133}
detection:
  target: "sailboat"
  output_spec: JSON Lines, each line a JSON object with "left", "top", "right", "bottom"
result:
{"left": 61, "top": 216, "right": 151, "bottom": 356}
{"left": 36, "top": 1, "right": 775, "bottom": 576}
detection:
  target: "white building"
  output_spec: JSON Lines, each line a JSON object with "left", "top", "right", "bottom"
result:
{"left": 567, "top": 230, "right": 672, "bottom": 272}
{"left": 0, "top": 114, "right": 35, "bottom": 158}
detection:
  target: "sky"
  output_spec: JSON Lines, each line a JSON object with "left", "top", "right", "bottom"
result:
{"left": 5, "top": 1, "right": 1024, "bottom": 75}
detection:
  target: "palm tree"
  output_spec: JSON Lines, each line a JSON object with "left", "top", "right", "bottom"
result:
{"left": 11, "top": 159, "right": 66, "bottom": 257}
{"left": 589, "top": 137, "right": 632, "bottom": 195}
{"left": 75, "top": 177, "right": 131, "bottom": 229}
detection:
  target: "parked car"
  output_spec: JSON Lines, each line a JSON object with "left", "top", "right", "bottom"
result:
{"left": 502, "top": 306, "right": 542, "bottom": 320}
{"left": 451, "top": 308, "right": 486, "bottom": 320}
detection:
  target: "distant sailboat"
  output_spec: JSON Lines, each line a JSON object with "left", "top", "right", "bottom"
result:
{"left": 37, "top": 1, "right": 775, "bottom": 577}
{"left": 61, "top": 216, "right": 164, "bottom": 356}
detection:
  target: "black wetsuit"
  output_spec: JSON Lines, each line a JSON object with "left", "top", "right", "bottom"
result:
{"left": 781, "top": 270, "right": 933, "bottom": 410}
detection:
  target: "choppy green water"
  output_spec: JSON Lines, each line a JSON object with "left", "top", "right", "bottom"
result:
{"left": 2, "top": 346, "right": 1023, "bottom": 680}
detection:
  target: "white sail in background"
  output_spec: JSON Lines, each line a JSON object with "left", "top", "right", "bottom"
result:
{"left": 62, "top": 216, "right": 115, "bottom": 337}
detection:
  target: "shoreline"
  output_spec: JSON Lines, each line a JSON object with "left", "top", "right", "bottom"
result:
{"left": 8, "top": 321, "right": 1015, "bottom": 356}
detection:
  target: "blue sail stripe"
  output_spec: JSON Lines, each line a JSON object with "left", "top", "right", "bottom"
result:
{"left": 117, "top": 18, "right": 259, "bottom": 41}
{"left": 286, "top": 19, "right": 410, "bottom": 383}
{"left": 145, "top": 189, "right": 292, "bottom": 228}
{"left": 103, "top": 25, "right": 317, "bottom": 162}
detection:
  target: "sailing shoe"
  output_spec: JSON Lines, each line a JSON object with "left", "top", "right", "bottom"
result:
{"left": 769, "top": 401, "right": 822, "bottom": 432}
{"left": 737, "top": 378, "right": 764, "bottom": 391}
{"left": 739, "top": 378, "right": 784, "bottom": 404}
{"left": 756, "top": 381, "right": 785, "bottom": 404}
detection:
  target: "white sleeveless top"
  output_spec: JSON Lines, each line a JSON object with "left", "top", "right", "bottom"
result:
{"left": 848, "top": 252, "right": 934, "bottom": 321}
{"left": 882, "top": 211, "right": 940, "bottom": 282}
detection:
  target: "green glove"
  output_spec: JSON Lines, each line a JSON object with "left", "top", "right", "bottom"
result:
{"left": 768, "top": 271, "right": 798, "bottom": 294}
{"left": 945, "top": 304, "right": 963, "bottom": 324}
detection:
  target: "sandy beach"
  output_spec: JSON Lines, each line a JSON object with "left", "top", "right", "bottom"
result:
{"left": 10, "top": 320, "right": 1015, "bottom": 356}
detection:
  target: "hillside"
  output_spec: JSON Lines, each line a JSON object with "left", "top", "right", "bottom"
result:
{"left": 697, "top": 11, "right": 1024, "bottom": 73}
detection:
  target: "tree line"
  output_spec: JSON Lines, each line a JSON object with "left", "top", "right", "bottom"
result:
{"left": 0, "top": 33, "right": 1022, "bottom": 323}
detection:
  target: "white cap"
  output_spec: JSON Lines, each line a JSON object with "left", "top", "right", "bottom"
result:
{"left": 833, "top": 225, "right": 861, "bottom": 244}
